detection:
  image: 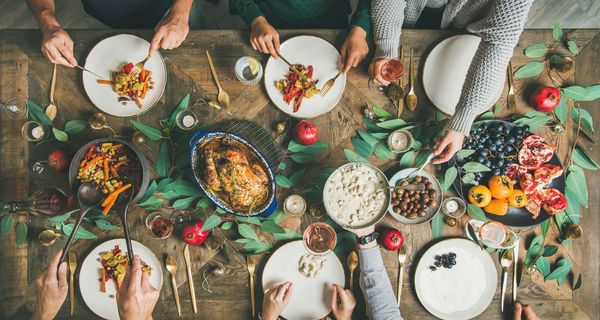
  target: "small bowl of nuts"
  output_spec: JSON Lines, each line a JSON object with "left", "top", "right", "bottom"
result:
{"left": 387, "top": 168, "right": 443, "bottom": 224}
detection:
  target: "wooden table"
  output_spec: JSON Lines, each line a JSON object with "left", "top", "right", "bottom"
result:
{"left": 0, "top": 29, "right": 598, "bottom": 320}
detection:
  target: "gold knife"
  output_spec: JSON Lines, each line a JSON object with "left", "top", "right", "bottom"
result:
{"left": 68, "top": 251, "right": 77, "bottom": 315}
{"left": 397, "top": 46, "right": 405, "bottom": 117}
{"left": 507, "top": 61, "right": 516, "bottom": 109}
{"left": 278, "top": 54, "right": 308, "bottom": 82}
{"left": 183, "top": 245, "right": 197, "bottom": 313}
{"left": 75, "top": 65, "right": 103, "bottom": 79}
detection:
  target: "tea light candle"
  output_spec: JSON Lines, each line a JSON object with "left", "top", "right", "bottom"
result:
{"left": 445, "top": 199, "right": 459, "bottom": 213}
{"left": 182, "top": 114, "right": 196, "bottom": 128}
{"left": 387, "top": 129, "right": 413, "bottom": 153}
{"left": 284, "top": 194, "right": 307, "bottom": 216}
{"left": 31, "top": 125, "right": 45, "bottom": 139}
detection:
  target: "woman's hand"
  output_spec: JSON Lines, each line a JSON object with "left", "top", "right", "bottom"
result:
{"left": 262, "top": 282, "right": 293, "bottom": 320}
{"left": 41, "top": 26, "right": 77, "bottom": 67}
{"left": 32, "top": 250, "right": 68, "bottom": 320}
{"left": 116, "top": 255, "right": 160, "bottom": 320}
{"left": 513, "top": 302, "right": 540, "bottom": 320}
{"left": 432, "top": 130, "right": 465, "bottom": 164}
{"left": 250, "top": 16, "right": 280, "bottom": 58}
{"left": 340, "top": 27, "right": 369, "bottom": 74}
{"left": 149, "top": 11, "right": 190, "bottom": 56}
{"left": 368, "top": 58, "right": 393, "bottom": 86}
{"left": 331, "top": 284, "right": 356, "bottom": 320}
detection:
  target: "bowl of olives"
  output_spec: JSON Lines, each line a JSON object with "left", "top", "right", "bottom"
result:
{"left": 388, "top": 168, "right": 443, "bottom": 224}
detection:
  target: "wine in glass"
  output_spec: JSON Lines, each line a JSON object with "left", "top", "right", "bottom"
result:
{"left": 0, "top": 97, "right": 28, "bottom": 119}
{"left": 478, "top": 221, "right": 518, "bottom": 249}
{"left": 0, "top": 188, "right": 75, "bottom": 216}
{"left": 368, "top": 59, "right": 404, "bottom": 94}
{"left": 303, "top": 222, "right": 337, "bottom": 255}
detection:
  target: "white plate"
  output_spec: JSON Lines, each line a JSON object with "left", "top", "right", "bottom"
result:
{"left": 262, "top": 240, "right": 345, "bottom": 320}
{"left": 264, "top": 36, "right": 346, "bottom": 119}
{"left": 79, "top": 238, "right": 163, "bottom": 320}
{"left": 415, "top": 238, "right": 497, "bottom": 320}
{"left": 388, "top": 168, "right": 443, "bottom": 224}
{"left": 422, "top": 34, "right": 504, "bottom": 115}
{"left": 83, "top": 34, "right": 167, "bottom": 117}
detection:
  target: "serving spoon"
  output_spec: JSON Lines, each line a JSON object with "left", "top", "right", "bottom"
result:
{"left": 500, "top": 250, "right": 514, "bottom": 312}
{"left": 347, "top": 251, "right": 359, "bottom": 291}
{"left": 113, "top": 187, "right": 135, "bottom": 262}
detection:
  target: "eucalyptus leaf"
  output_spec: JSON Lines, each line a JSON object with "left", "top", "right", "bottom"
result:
{"left": 542, "top": 245, "right": 558, "bottom": 257}
{"left": 196, "top": 198, "right": 210, "bottom": 209}
{"left": 573, "top": 274, "right": 582, "bottom": 290}
{"left": 586, "top": 84, "right": 600, "bottom": 100}
{"left": 0, "top": 214, "right": 14, "bottom": 236}
{"left": 290, "top": 153, "right": 317, "bottom": 164}
{"left": 456, "top": 149, "right": 475, "bottom": 158}
{"left": 567, "top": 40, "right": 579, "bottom": 54}
{"left": 260, "top": 220, "right": 285, "bottom": 234}
{"left": 524, "top": 243, "right": 541, "bottom": 266}
{"left": 377, "top": 119, "right": 406, "bottom": 130}
{"left": 172, "top": 196, "right": 199, "bottom": 210}
{"left": 95, "top": 219, "right": 121, "bottom": 231}
{"left": 430, "top": 213, "right": 444, "bottom": 239}
{"left": 373, "top": 106, "right": 393, "bottom": 118}
{"left": 47, "top": 210, "right": 77, "bottom": 225}
{"left": 442, "top": 167, "right": 457, "bottom": 190}
{"left": 235, "top": 238, "right": 252, "bottom": 244}
{"left": 524, "top": 43, "right": 548, "bottom": 58}
{"left": 462, "top": 162, "right": 491, "bottom": 173}
{"left": 273, "top": 228, "right": 302, "bottom": 241}
{"left": 567, "top": 166, "right": 588, "bottom": 207}
{"left": 351, "top": 137, "right": 374, "bottom": 159}
{"left": 238, "top": 224, "right": 259, "bottom": 241}
{"left": 536, "top": 256, "right": 551, "bottom": 277}
{"left": 138, "top": 196, "right": 164, "bottom": 208}
{"left": 236, "top": 216, "right": 262, "bottom": 225}
{"left": 414, "top": 150, "right": 432, "bottom": 167}
{"left": 572, "top": 148, "right": 598, "bottom": 170}
{"left": 513, "top": 114, "right": 552, "bottom": 131}
{"left": 27, "top": 101, "right": 53, "bottom": 126}
{"left": 374, "top": 144, "right": 395, "bottom": 160}
{"left": 572, "top": 107, "right": 595, "bottom": 134}
{"left": 288, "top": 140, "right": 306, "bottom": 152}
{"left": 64, "top": 120, "right": 87, "bottom": 135}
{"left": 276, "top": 175, "right": 291, "bottom": 188}
{"left": 221, "top": 221, "right": 233, "bottom": 230}
{"left": 462, "top": 172, "right": 475, "bottom": 184}
{"left": 554, "top": 95, "right": 568, "bottom": 123}
{"left": 129, "top": 120, "right": 163, "bottom": 140}
{"left": 545, "top": 258, "right": 572, "bottom": 285}
{"left": 541, "top": 219, "right": 550, "bottom": 237}
{"left": 62, "top": 223, "right": 97, "bottom": 239}
{"left": 278, "top": 162, "right": 287, "bottom": 171}
{"left": 15, "top": 222, "right": 27, "bottom": 246}
{"left": 299, "top": 142, "right": 328, "bottom": 154}
{"left": 552, "top": 22, "right": 563, "bottom": 41}
{"left": 169, "top": 94, "right": 190, "bottom": 124}
{"left": 357, "top": 130, "right": 379, "bottom": 146}
{"left": 244, "top": 240, "right": 272, "bottom": 253}
{"left": 523, "top": 110, "right": 549, "bottom": 118}
{"left": 562, "top": 86, "right": 589, "bottom": 101}
{"left": 363, "top": 117, "right": 384, "bottom": 133}
{"left": 466, "top": 204, "right": 487, "bottom": 221}
{"left": 435, "top": 111, "right": 448, "bottom": 121}
{"left": 479, "top": 111, "right": 494, "bottom": 120}
{"left": 514, "top": 61, "right": 545, "bottom": 79}
{"left": 550, "top": 54, "right": 563, "bottom": 64}
{"left": 52, "top": 128, "right": 69, "bottom": 142}
{"left": 288, "top": 168, "right": 306, "bottom": 188}
{"left": 371, "top": 132, "right": 389, "bottom": 139}
{"left": 398, "top": 151, "right": 415, "bottom": 168}
{"left": 467, "top": 222, "right": 484, "bottom": 250}
{"left": 140, "top": 180, "right": 158, "bottom": 202}
{"left": 529, "top": 234, "right": 544, "bottom": 250}
{"left": 334, "top": 231, "right": 356, "bottom": 256}
{"left": 201, "top": 215, "right": 222, "bottom": 231}
{"left": 493, "top": 103, "right": 503, "bottom": 115}
{"left": 344, "top": 149, "right": 368, "bottom": 163}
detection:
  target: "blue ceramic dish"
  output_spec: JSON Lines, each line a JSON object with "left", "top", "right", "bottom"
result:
{"left": 189, "top": 131, "right": 277, "bottom": 217}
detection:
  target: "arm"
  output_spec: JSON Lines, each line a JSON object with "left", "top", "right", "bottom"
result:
{"left": 232, "top": 0, "right": 264, "bottom": 28}
{"left": 368, "top": 0, "right": 406, "bottom": 84}
{"left": 32, "top": 250, "right": 68, "bottom": 320}
{"left": 148, "top": 0, "right": 193, "bottom": 55}
{"left": 349, "top": 0, "right": 372, "bottom": 37}
{"left": 340, "top": 0, "right": 371, "bottom": 73}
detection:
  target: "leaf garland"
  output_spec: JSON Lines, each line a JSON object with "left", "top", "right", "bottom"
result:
{"left": 0, "top": 214, "right": 14, "bottom": 236}
{"left": 524, "top": 43, "right": 548, "bottom": 58}
{"left": 466, "top": 204, "right": 487, "bottom": 221}
{"left": 552, "top": 22, "right": 563, "bottom": 41}
{"left": 514, "top": 61, "right": 545, "bottom": 79}
{"left": 15, "top": 222, "right": 27, "bottom": 246}
{"left": 129, "top": 120, "right": 163, "bottom": 140}
{"left": 546, "top": 258, "right": 572, "bottom": 285}
{"left": 430, "top": 213, "right": 444, "bottom": 239}
{"left": 201, "top": 215, "right": 222, "bottom": 231}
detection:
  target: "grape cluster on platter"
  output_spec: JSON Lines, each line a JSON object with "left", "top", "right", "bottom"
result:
{"left": 458, "top": 122, "right": 531, "bottom": 183}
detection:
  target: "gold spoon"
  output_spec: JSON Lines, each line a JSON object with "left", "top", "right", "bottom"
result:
{"left": 347, "top": 251, "right": 358, "bottom": 291}
{"left": 500, "top": 250, "right": 514, "bottom": 312}
{"left": 38, "top": 229, "right": 61, "bottom": 246}
{"left": 166, "top": 255, "right": 182, "bottom": 317}
{"left": 45, "top": 63, "right": 58, "bottom": 120}
{"left": 206, "top": 50, "right": 230, "bottom": 109}
{"left": 406, "top": 48, "right": 418, "bottom": 111}
{"left": 397, "top": 246, "right": 407, "bottom": 306}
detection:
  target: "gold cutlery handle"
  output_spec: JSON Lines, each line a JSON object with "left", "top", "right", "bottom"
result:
{"left": 409, "top": 48, "right": 415, "bottom": 89}
{"left": 501, "top": 269, "right": 508, "bottom": 312}
{"left": 69, "top": 272, "right": 75, "bottom": 315}
{"left": 171, "top": 275, "right": 181, "bottom": 317}
{"left": 397, "top": 264, "right": 404, "bottom": 307}
{"left": 507, "top": 61, "right": 514, "bottom": 87}
{"left": 50, "top": 63, "right": 57, "bottom": 104}
{"left": 250, "top": 274, "right": 255, "bottom": 317}
{"left": 349, "top": 270, "right": 354, "bottom": 291}
{"left": 186, "top": 266, "right": 197, "bottom": 313}
{"left": 206, "top": 50, "right": 222, "bottom": 90}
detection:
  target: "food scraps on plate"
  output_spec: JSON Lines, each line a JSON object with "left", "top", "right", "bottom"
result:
{"left": 96, "top": 62, "right": 154, "bottom": 109}
{"left": 275, "top": 64, "right": 320, "bottom": 113}
{"left": 98, "top": 245, "right": 152, "bottom": 293}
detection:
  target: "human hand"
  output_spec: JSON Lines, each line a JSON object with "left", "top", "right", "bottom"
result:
{"left": 262, "top": 281, "right": 293, "bottom": 320}
{"left": 513, "top": 302, "right": 540, "bottom": 320}
{"left": 41, "top": 26, "right": 77, "bottom": 67}
{"left": 149, "top": 11, "right": 190, "bottom": 56}
{"left": 250, "top": 16, "right": 280, "bottom": 58}
{"left": 331, "top": 284, "right": 356, "bottom": 320}
{"left": 32, "top": 250, "right": 68, "bottom": 320}
{"left": 368, "top": 58, "right": 393, "bottom": 86}
{"left": 432, "top": 130, "right": 465, "bottom": 164}
{"left": 116, "top": 255, "right": 160, "bottom": 320}
{"left": 340, "top": 27, "right": 369, "bottom": 74}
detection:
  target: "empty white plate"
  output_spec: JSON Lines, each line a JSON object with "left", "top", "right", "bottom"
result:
{"left": 422, "top": 34, "right": 504, "bottom": 115}
{"left": 83, "top": 34, "right": 167, "bottom": 117}
{"left": 415, "top": 238, "right": 497, "bottom": 320}
{"left": 264, "top": 36, "right": 346, "bottom": 119}
{"left": 79, "top": 238, "right": 163, "bottom": 320}
{"left": 262, "top": 240, "right": 345, "bottom": 320}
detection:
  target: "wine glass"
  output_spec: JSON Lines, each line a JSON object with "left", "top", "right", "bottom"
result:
{"left": 303, "top": 222, "right": 337, "bottom": 256}
{"left": 0, "top": 188, "right": 75, "bottom": 216}
{"left": 368, "top": 58, "right": 404, "bottom": 94}
{"left": 1, "top": 97, "right": 28, "bottom": 119}
{"left": 478, "top": 221, "right": 518, "bottom": 249}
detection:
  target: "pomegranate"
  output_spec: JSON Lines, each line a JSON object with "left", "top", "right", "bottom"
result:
{"left": 182, "top": 220, "right": 209, "bottom": 246}
{"left": 529, "top": 86, "right": 560, "bottom": 112}
{"left": 379, "top": 228, "right": 404, "bottom": 251}
{"left": 48, "top": 150, "right": 70, "bottom": 172}
{"left": 292, "top": 120, "right": 319, "bottom": 146}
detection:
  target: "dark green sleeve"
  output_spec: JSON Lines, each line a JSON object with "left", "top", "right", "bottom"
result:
{"left": 349, "top": 0, "right": 372, "bottom": 37}
{"left": 231, "top": 0, "right": 264, "bottom": 27}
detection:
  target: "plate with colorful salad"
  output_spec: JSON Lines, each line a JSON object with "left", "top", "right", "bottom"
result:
{"left": 82, "top": 34, "right": 167, "bottom": 117}
{"left": 264, "top": 35, "right": 346, "bottom": 119}
{"left": 79, "top": 238, "right": 162, "bottom": 320}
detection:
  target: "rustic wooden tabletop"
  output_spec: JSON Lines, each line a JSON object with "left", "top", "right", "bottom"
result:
{"left": 0, "top": 29, "right": 598, "bottom": 320}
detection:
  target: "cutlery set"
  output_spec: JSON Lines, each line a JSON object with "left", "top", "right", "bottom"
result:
{"left": 387, "top": 46, "right": 417, "bottom": 117}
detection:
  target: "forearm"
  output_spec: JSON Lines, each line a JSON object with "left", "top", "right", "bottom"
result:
{"left": 25, "top": 0, "right": 60, "bottom": 32}
{"left": 358, "top": 246, "right": 403, "bottom": 320}
{"left": 168, "top": 0, "right": 194, "bottom": 22}
{"left": 349, "top": 0, "right": 372, "bottom": 37}
{"left": 232, "top": 0, "right": 264, "bottom": 27}
{"left": 371, "top": 0, "right": 405, "bottom": 58}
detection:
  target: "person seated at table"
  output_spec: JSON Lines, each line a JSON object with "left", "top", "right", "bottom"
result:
{"left": 25, "top": 0, "right": 194, "bottom": 67}
{"left": 231, "top": 0, "right": 371, "bottom": 74}
{"left": 260, "top": 225, "right": 402, "bottom": 320}
{"left": 368, "top": 0, "right": 533, "bottom": 164}
{"left": 32, "top": 250, "right": 159, "bottom": 320}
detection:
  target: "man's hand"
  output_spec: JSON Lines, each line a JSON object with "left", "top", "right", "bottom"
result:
{"left": 262, "top": 282, "right": 293, "bottom": 320}
{"left": 340, "top": 27, "right": 369, "bottom": 74}
{"left": 432, "top": 130, "right": 465, "bottom": 164}
{"left": 149, "top": 11, "right": 190, "bottom": 56}
{"left": 513, "top": 302, "right": 540, "bottom": 320}
{"left": 250, "top": 16, "right": 280, "bottom": 58}
{"left": 41, "top": 26, "right": 77, "bottom": 67}
{"left": 331, "top": 284, "right": 356, "bottom": 320}
{"left": 368, "top": 58, "right": 394, "bottom": 86}
{"left": 32, "top": 250, "right": 68, "bottom": 320}
{"left": 116, "top": 255, "right": 160, "bottom": 320}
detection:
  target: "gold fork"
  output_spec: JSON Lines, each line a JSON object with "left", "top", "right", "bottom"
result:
{"left": 130, "top": 56, "right": 150, "bottom": 77}
{"left": 406, "top": 48, "right": 418, "bottom": 111}
{"left": 396, "top": 247, "right": 407, "bottom": 307}
{"left": 507, "top": 60, "right": 516, "bottom": 109}
{"left": 68, "top": 251, "right": 77, "bottom": 315}
{"left": 320, "top": 71, "right": 341, "bottom": 97}
{"left": 246, "top": 256, "right": 256, "bottom": 317}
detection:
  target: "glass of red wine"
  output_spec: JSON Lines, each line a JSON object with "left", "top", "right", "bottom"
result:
{"left": 145, "top": 212, "right": 174, "bottom": 239}
{"left": 303, "top": 222, "right": 337, "bottom": 256}
{"left": 368, "top": 58, "right": 404, "bottom": 94}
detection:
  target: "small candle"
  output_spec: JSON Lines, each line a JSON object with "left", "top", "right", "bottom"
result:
{"left": 387, "top": 130, "right": 412, "bottom": 153}
{"left": 31, "top": 125, "right": 45, "bottom": 139}
{"left": 445, "top": 199, "right": 459, "bottom": 213}
{"left": 182, "top": 114, "right": 196, "bottom": 128}
{"left": 284, "top": 194, "right": 307, "bottom": 216}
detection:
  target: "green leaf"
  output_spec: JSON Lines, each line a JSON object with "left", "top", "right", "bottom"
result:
{"left": 172, "top": 196, "right": 199, "bottom": 210}
{"left": 493, "top": 103, "right": 503, "bottom": 115}
{"left": 586, "top": 84, "right": 600, "bottom": 100}
{"left": 536, "top": 256, "right": 551, "bottom": 277}
{"left": 513, "top": 114, "right": 553, "bottom": 131}
{"left": 435, "top": 111, "right": 448, "bottom": 121}
{"left": 514, "top": 61, "right": 545, "bottom": 79}
{"left": 300, "top": 142, "right": 328, "bottom": 154}
{"left": 525, "top": 243, "right": 541, "bottom": 266}
{"left": 275, "top": 175, "right": 291, "bottom": 188}
{"left": 15, "top": 222, "right": 27, "bottom": 246}
{"left": 289, "top": 153, "right": 317, "bottom": 164}
{"left": 235, "top": 238, "right": 252, "bottom": 244}
{"left": 545, "top": 258, "right": 572, "bottom": 285}
{"left": 529, "top": 234, "right": 544, "bottom": 250}
{"left": 567, "top": 40, "right": 578, "bottom": 54}
{"left": 523, "top": 110, "right": 549, "bottom": 118}
{"left": 363, "top": 117, "right": 384, "bottom": 132}
{"left": 398, "top": 151, "right": 415, "bottom": 168}
{"left": 573, "top": 274, "right": 582, "bottom": 290}
{"left": 462, "top": 172, "right": 476, "bottom": 184}
{"left": 479, "top": 111, "right": 494, "bottom": 120}
{"left": 129, "top": 120, "right": 163, "bottom": 140}
{"left": 462, "top": 162, "right": 491, "bottom": 173}
{"left": 374, "top": 144, "right": 395, "bottom": 160}
{"left": 371, "top": 132, "right": 389, "bottom": 139}
{"left": 456, "top": 149, "right": 476, "bottom": 158}
{"left": 524, "top": 43, "right": 549, "bottom": 58}
{"left": 552, "top": 22, "right": 563, "bottom": 41}
{"left": 52, "top": 128, "right": 69, "bottom": 142}
{"left": 562, "top": 86, "right": 589, "bottom": 101}
{"left": 47, "top": 210, "right": 76, "bottom": 225}
{"left": 288, "top": 168, "right": 306, "bottom": 188}
{"left": 343, "top": 149, "right": 368, "bottom": 163}
{"left": 236, "top": 216, "right": 262, "bottom": 225}
{"left": 0, "top": 214, "right": 14, "bottom": 236}
{"left": 466, "top": 204, "right": 487, "bottom": 221}
{"left": 169, "top": 94, "right": 190, "bottom": 124}
{"left": 221, "top": 221, "right": 233, "bottom": 230}
{"left": 333, "top": 231, "right": 355, "bottom": 256}
{"left": 196, "top": 198, "right": 210, "bottom": 209}
{"left": 95, "top": 219, "right": 121, "bottom": 231}
{"left": 64, "top": 120, "right": 87, "bottom": 135}
{"left": 542, "top": 245, "right": 558, "bottom": 257}
{"left": 138, "top": 196, "right": 164, "bottom": 208}
{"left": 430, "top": 213, "right": 444, "bottom": 239}
{"left": 567, "top": 166, "right": 588, "bottom": 207}
{"left": 554, "top": 95, "right": 568, "bottom": 123}
{"left": 414, "top": 150, "right": 432, "bottom": 167}
{"left": 260, "top": 220, "right": 285, "bottom": 234}
{"left": 442, "top": 167, "right": 457, "bottom": 190}
{"left": 62, "top": 223, "right": 97, "bottom": 239}
{"left": 572, "top": 108, "right": 595, "bottom": 134}
{"left": 278, "top": 162, "right": 287, "bottom": 171}
{"left": 27, "top": 101, "right": 52, "bottom": 126}
{"left": 273, "top": 228, "right": 302, "bottom": 241}
{"left": 140, "top": 181, "right": 158, "bottom": 202}
{"left": 550, "top": 54, "right": 563, "bottom": 65}
{"left": 351, "top": 137, "right": 374, "bottom": 159}
{"left": 572, "top": 148, "right": 598, "bottom": 170}
{"left": 541, "top": 219, "right": 550, "bottom": 237}
{"left": 156, "top": 141, "right": 171, "bottom": 177}
{"left": 357, "top": 130, "right": 379, "bottom": 146}
{"left": 238, "top": 224, "right": 259, "bottom": 241}
{"left": 467, "top": 222, "right": 484, "bottom": 249}
{"left": 373, "top": 106, "right": 393, "bottom": 118}
{"left": 201, "top": 215, "right": 222, "bottom": 231}
{"left": 287, "top": 140, "right": 306, "bottom": 152}
{"left": 377, "top": 119, "right": 406, "bottom": 130}
{"left": 244, "top": 240, "right": 272, "bottom": 253}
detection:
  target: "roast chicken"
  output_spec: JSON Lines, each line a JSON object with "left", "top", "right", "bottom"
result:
{"left": 201, "top": 139, "right": 270, "bottom": 212}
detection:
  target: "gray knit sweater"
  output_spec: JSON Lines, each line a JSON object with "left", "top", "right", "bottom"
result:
{"left": 371, "top": 0, "right": 533, "bottom": 135}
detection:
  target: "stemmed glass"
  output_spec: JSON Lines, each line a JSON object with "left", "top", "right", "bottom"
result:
{"left": 478, "top": 221, "right": 519, "bottom": 249}
{"left": 1, "top": 97, "right": 28, "bottom": 119}
{"left": 368, "top": 59, "right": 404, "bottom": 94}
{"left": 303, "top": 222, "right": 337, "bottom": 256}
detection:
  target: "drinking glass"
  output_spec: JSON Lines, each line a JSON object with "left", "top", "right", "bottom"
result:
{"left": 175, "top": 109, "right": 199, "bottom": 130}
{"left": 0, "top": 97, "right": 28, "bottom": 119}
{"left": 0, "top": 188, "right": 75, "bottom": 216}
{"left": 478, "top": 221, "right": 518, "bottom": 249}
{"left": 21, "top": 120, "right": 48, "bottom": 142}
{"left": 303, "top": 222, "right": 337, "bottom": 256}
{"left": 145, "top": 212, "right": 174, "bottom": 239}
{"left": 368, "top": 59, "right": 404, "bottom": 94}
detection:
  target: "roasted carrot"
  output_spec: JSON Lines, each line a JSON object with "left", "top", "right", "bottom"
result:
{"left": 82, "top": 156, "right": 103, "bottom": 172}
{"left": 79, "top": 159, "right": 88, "bottom": 168}
{"left": 100, "top": 268, "right": 107, "bottom": 293}
{"left": 103, "top": 159, "right": 109, "bottom": 181}
{"left": 101, "top": 183, "right": 132, "bottom": 207}
{"left": 141, "top": 82, "right": 148, "bottom": 99}
{"left": 134, "top": 96, "right": 142, "bottom": 109}
{"left": 110, "top": 167, "right": 119, "bottom": 177}
{"left": 96, "top": 79, "right": 113, "bottom": 84}
{"left": 102, "top": 196, "right": 117, "bottom": 215}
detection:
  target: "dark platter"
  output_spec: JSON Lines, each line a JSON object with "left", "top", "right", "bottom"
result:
{"left": 448, "top": 120, "right": 565, "bottom": 227}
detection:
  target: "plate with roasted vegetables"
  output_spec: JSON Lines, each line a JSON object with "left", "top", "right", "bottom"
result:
{"left": 82, "top": 34, "right": 166, "bottom": 117}
{"left": 264, "top": 36, "right": 346, "bottom": 118}
{"left": 79, "top": 239, "right": 162, "bottom": 320}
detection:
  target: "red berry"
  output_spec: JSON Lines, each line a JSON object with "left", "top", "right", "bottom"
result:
{"left": 182, "top": 220, "right": 209, "bottom": 246}
{"left": 529, "top": 86, "right": 560, "bottom": 113}
{"left": 379, "top": 227, "right": 404, "bottom": 251}
{"left": 292, "top": 120, "right": 319, "bottom": 146}
{"left": 47, "top": 150, "right": 70, "bottom": 172}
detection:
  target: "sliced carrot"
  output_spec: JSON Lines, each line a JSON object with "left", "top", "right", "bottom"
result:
{"left": 103, "top": 159, "right": 109, "bottom": 181}
{"left": 110, "top": 167, "right": 119, "bottom": 177}
{"left": 134, "top": 96, "right": 142, "bottom": 109}
{"left": 102, "top": 196, "right": 116, "bottom": 215}
{"left": 101, "top": 183, "right": 132, "bottom": 207}
{"left": 96, "top": 79, "right": 113, "bottom": 84}
{"left": 79, "top": 159, "right": 88, "bottom": 168}
{"left": 100, "top": 268, "right": 107, "bottom": 293}
{"left": 141, "top": 82, "right": 148, "bottom": 99}
{"left": 82, "top": 156, "right": 103, "bottom": 172}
